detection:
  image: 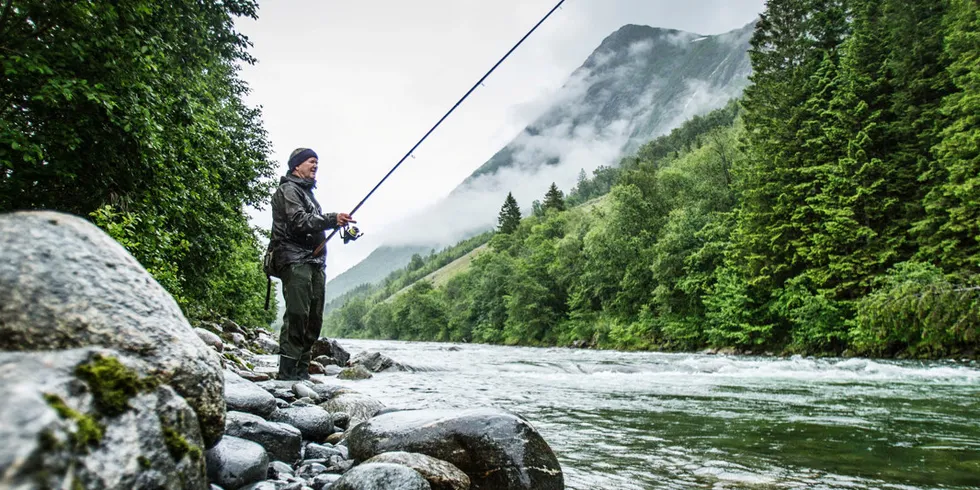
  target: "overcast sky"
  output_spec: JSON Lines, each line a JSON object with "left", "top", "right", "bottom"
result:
{"left": 236, "top": 0, "right": 765, "bottom": 278}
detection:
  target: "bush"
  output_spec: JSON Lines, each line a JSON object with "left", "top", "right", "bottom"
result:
{"left": 851, "top": 261, "right": 980, "bottom": 357}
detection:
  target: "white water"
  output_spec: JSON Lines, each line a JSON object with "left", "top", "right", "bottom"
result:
{"left": 319, "top": 340, "right": 980, "bottom": 489}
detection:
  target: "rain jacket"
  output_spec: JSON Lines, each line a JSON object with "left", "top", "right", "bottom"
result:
{"left": 270, "top": 174, "right": 338, "bottom": 270}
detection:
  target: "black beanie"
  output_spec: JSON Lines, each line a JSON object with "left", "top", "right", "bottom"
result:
{"left": 288, "top": 148, "right": 318, "bottom": 173}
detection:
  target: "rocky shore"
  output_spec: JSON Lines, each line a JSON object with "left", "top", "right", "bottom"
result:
{"left": 0, "top": 211, "right": 564, "bottom": 489}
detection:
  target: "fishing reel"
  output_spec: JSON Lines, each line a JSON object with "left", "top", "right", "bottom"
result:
{"left": 340, "top": 224, "right": 363, "bottom": 244}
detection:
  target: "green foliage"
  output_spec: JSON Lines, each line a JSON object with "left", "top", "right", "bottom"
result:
{"left": 0, "top": 0, "right": 276, "bottom": 327}
{"left": 542, "top": 182, "right": 566, "bottom": 213}
{"left": 852, "top": 262, "right": 979, "bottom": 357}
{"left": 497, "top": 192, "right": 522, "bottom": 234}
{"left": 324, "top": 0, "right": 979, "bottom": 360}
{"left": 915, "top": 0, "right": 980, "bottom": 275}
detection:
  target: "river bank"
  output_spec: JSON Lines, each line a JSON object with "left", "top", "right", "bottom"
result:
{"left": 0, "top": 212, "right": 564, "bottom": 490}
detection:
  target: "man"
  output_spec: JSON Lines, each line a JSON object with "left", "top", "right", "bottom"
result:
{"left": 270, "top": 147, "right": 354, "bottom": 380}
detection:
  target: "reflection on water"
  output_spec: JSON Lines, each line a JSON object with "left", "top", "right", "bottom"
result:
{"left": 318, "top": 340, "right": 980, "bottom": 489}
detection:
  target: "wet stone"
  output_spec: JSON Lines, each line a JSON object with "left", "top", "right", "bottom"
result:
{"left": 331, "top": 412, "right": 351, "bottom": 430}
{"left": 273, "top": 389, "right": 297, "bottom": 402}
{"left": 204, "top": 435, "right": 269, "bottom": 490}
{"left": 239, "top": 482, "right": 279, "bottom": 490}
{"left": 338, "top": 365, "right": 373, "bottom": 380}
{"left": 313, "top": 473, "right": 342, "bottom": 489}
{"left": 269, "top": 406, "right": 335, "bottom": 442}
{"left": 331, "top": 463, "right": 431, "bottom": 490}
{"left": 305, "top": 443, "right": 343, "bottom": 460}
{"left": 225, "top": 370, "right": 277, "bottom": 418}
{"left": 346, "top": 408, "right": 563, "bottom": 490}
{"left": 292, "top": 383, "right": 319, "bottom": 402}
{"left": 291, "top": 397, "right": 315, "bottom": 407}
{"left": 225, "top": 411, "right": 303, "bottom": 465}
{"left": 364, "top": 451, "right": 470, "bottom": 490}
{"left": 268, "top": 460, "right": 294, "bottom": 480}
{"left": 297, "top": 462, "right": 328, "bottom": 479}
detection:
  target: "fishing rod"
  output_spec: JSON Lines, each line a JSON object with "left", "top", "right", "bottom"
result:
{"left": 314, "top": 0, "right": 567, "bottom": 256}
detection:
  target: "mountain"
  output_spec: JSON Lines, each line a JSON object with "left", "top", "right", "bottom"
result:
{"left": 325, "top": 20, "right": 756, "bottom": 302}
{"left": 325, "top": 245, "right": 430, "bottom": 303}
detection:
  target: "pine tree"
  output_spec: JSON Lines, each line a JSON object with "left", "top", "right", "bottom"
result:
{"left": 543, "top": 183, "right": 566, "bottom": 213}
{"left": 497, "top": 192, "right": 522, "bottom": 234}
{"left": 915, "top": 0, "right": 980, "bottom": 276}
{"left": 735, "top": 0, "right": 851, "bottom": 291}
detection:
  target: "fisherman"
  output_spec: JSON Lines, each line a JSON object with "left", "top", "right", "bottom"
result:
{"left": 270, "top": 147, "right": 354, "bottom": 380}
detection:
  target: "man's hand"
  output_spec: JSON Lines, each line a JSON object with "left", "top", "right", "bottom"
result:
{"left": 336, "top": 213, "right": 356, "bottom": 227}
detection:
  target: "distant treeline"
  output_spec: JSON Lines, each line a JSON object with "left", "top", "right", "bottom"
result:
{"left": 325, "top": 0, "right": 980, "bottom": 358}
{"left": 1, "top": 1, "right": 276, "bottom": 326}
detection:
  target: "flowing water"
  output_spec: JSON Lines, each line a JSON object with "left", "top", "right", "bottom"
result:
{"left": 323, "top": 339, "right": 979, "bottom": 489}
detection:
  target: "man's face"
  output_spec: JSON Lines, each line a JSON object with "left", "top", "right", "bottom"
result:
{"left": 294, "top": 157, "right": 318, "bottom": 180}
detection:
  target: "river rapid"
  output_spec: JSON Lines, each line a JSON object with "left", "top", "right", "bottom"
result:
{"left": 326, "top": 339, "right": 979, "bottom": 489}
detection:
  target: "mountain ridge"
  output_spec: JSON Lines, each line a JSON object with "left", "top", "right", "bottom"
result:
{"left": 325, "top": 19, "right": 756, "bottom": 304}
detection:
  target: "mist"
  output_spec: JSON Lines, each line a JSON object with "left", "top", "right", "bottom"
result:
{"left": 376, "top": 26, "right": 752, "bottom": 248}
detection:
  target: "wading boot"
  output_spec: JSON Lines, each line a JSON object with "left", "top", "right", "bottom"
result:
{"left": 277, "top": 355, "right": 298, "bottom": 381}
{"left": 296, "top": 353, "right": 312, "bottom": 381}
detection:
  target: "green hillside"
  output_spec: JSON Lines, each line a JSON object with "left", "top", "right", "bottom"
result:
{"left": 324, "top": 21, "right": 756, "bottom": 302}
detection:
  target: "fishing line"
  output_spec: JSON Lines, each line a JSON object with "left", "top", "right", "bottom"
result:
{"left": 315, "top": 0, "right": 567, "bottom": 254}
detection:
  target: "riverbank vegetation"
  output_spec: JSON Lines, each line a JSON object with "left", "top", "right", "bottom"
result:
{"left": 0, "top": 1, "right": 276, "bottom": 326}
{"left": 325, "top": 0, "right": 980, "bottom": 358}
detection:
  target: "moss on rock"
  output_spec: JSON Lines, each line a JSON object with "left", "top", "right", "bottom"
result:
{"left": 74, "top": 353, "right": 158, "bottom": 416}
{"left": 162, "top": 425, "right": 202, "bottom": 462}
{"left": 43, "top": 393, "right": 104, "bottom": 450}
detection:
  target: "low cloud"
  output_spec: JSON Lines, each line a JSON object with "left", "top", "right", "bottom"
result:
{"left": 375, "top": 27, "right": 752, "bottom": 248}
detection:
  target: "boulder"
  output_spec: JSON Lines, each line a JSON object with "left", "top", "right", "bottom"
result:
{"left": 364, "top": 452, "right": 470, "bottom": 490}
{"left": 311, "top": 338, "right": 350, "bottom": 366}
{"left": 304, "top": 443, "right": 344, "bottom": 460}
{"left": 224, "top": 370, "right": 277, "bottom": 418}
{"left": 319, "top": 389, "right": 385, "bottom": 429}
{"left": 346, "top": 408, "right": 563, "bottom": 490}
{"left": 269, "top": 406, "right": 334, "bottom": 442}
{"left": 0, "top": 211, "right": 226, "bottom": 445}
{"left": 254, "top": 335, "right": 280, "bottom": 355}
{"left": 239, "top": 482, "right": 279, "bottom": 490}
{"left": 350, "top": 351, "right": 404, "bottom": 372}
{"left": 308, "top": 360, "right": 327, "bottom": 375}
{"left": 332, "top": 463, "right": 431, "bottom": 490}
{"left": 267, "top": 460, "right": 294, "bottom": 480}
{"left": 331, "top": 412, "right": 351, "bottom": 431}
{"left": 230, "top": 333, "right": 247, "bottom": 348}
{"left": 0, "top": 348, "right": 206, "bottom": 489}
{"left": 313, "top": 355, "right": 337, "bottom": 367}
{"left": 223, "top": 319, "right": 247, "bottom": 336}
{"left": 205, "top": 435, "right": 269, "bottom": 490}
{"left": 225, "top": 411, "right": 303, "bottom": 464}
{"left": 292, "top": 383, "right": 319, "bottom": 402}
{"left": 195, "top": 328, "right": 224, "bottom": 352}
{"left": 313, "top": 473, "right": 342, "bottom": 488}
{"left": 338, "top": 365, "right": 374, "bottom": 380}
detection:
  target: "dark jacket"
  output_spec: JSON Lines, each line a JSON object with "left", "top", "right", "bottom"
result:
{"left": 270, "top": 174, "right": 338, "bottom": 269}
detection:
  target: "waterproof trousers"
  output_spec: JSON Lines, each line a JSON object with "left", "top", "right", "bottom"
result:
{"left": 279, "top": 263, "right": 325, "bottom": 372}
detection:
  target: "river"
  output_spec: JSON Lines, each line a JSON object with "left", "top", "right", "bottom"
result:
{"left": 323, "top": 339, "right": 979, "bottom": 489}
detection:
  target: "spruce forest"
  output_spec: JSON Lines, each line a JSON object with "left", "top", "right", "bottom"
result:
{"left": 325, "top": 0, "right": 980, "bottom": 358}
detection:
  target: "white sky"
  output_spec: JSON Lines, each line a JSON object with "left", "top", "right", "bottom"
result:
{"left": 237, "top": 0, "right": 765, "bottom": 279}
